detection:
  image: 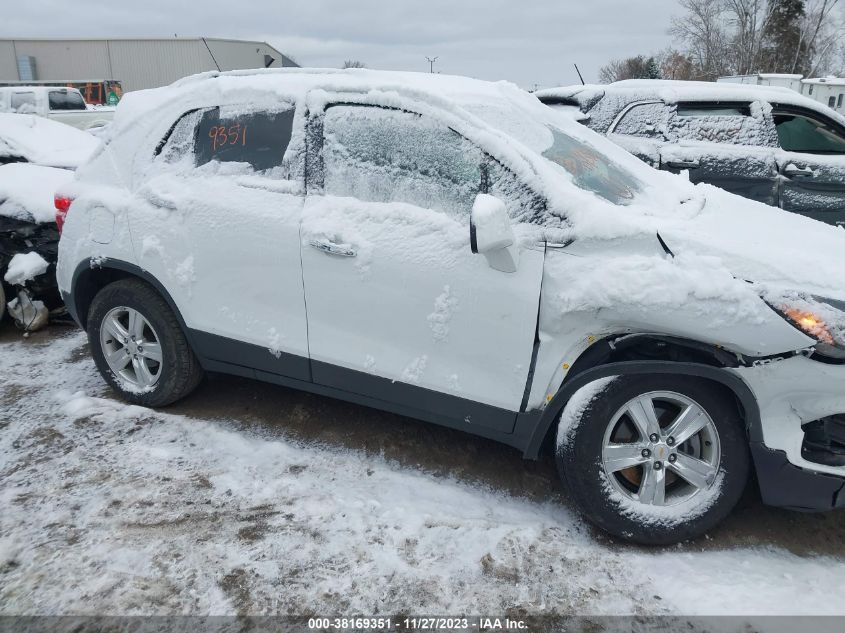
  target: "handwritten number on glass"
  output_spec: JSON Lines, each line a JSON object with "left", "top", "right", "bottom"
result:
{"left": 209, "top": 123, "right": 248, "bottom": 151}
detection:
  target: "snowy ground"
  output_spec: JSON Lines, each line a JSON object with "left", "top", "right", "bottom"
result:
{"left": 3, "top": 325, "right": 845, "bottom": 618}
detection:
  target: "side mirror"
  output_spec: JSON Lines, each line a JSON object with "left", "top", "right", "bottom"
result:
{"left": 470, "top": 194, "right": 519, "bottom": 273}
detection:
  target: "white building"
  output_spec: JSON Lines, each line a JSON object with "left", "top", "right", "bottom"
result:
{"left": 717, "top": 73, "right": 845, "bottom": 115}
{"left": 801, "top": 77, "right": 845, "bottom": 115}
{"left": 717, "top": 73, "right": 804, "bottom": 92}
{"left": 0, "top": 38, "right": 298, "bottom": 94}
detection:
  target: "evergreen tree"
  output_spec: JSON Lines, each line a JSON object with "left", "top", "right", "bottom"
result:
{"left": 646, "top": 57, "right": 662, "bottom": 79}
{"left": 760, "top": 0, "right": 809, "bottom": 73}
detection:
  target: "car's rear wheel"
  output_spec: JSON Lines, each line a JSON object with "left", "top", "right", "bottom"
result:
{"left": 87, "top": 278, "right": 203, "bottom": 407}
{"left": 557, "top": 375, "right": 749, "bottom": 545}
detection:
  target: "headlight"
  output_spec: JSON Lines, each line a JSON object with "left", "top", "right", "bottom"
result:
{"left": 770, "top": 293, "right": 845, "bottom": 359}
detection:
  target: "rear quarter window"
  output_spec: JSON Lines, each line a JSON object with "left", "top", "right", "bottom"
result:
{"left": 11, "top": 92, "right": 36, "bottom": 113}
{"left": 155, "top": 106, "right": 295, "bottom": 174}
{"left": 195, "top": 108, "right": 294, "bottom": 172}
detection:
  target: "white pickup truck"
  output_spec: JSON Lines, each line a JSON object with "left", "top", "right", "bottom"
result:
{"left": 0, "top": 87, "right": 113, "bottom": 131}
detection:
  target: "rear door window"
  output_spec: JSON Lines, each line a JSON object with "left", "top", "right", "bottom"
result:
{"left": 10, "top": 92, "right": 36, "bottom": 113}
{"left": 671, "top": 102, "right": 769, "bottom": 145}
{"left": 772, "top": 108, "right": 845, "bottom": 154}
{"left": 48, "top": 90, "right": 86, "bottom": 111}
{"left": 612, "top": 102, "right": 670, "bottom": 139}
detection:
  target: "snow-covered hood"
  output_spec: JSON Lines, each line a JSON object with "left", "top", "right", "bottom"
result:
{"left": 0, "top": 113, "right": 100, "bottom": 169}
{"left": 0, "top": 163, "right": 75, "bottom": 224}
{"left": 654, "top": 183, "right": 845, "bottom": 301}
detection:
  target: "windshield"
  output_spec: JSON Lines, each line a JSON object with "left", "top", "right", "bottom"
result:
{"left": 542, "top": 127, "right": 644, "bottom": 205}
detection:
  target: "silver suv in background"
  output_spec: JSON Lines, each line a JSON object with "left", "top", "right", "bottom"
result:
{"left": 538, "top": 80, "right": 845, "bottom": 226}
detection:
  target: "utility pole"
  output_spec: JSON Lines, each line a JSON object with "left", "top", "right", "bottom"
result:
{"left": 426, "top": 56, "right": 439, "bottom": 73}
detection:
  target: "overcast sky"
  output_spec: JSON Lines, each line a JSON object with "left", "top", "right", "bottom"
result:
{"left": 3, "top": 0, "right": 678, "bottom": 88}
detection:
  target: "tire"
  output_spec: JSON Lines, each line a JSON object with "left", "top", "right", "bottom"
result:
{"left": 0, "top": 280, "right": 5, "bottom": 323}
{"left": 556, "top": 375, "right": 749, "bottom": 546}
{"left": 87, "top": 278, "right": 203, "bottom": 407}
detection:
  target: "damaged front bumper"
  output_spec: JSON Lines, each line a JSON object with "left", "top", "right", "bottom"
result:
{"left": 733, "top": 355, "right": 845, "bottom": 511}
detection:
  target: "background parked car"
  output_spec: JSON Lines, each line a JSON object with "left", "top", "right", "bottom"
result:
{"left": 537, "top": 80, "right": 845, "bottom": 227}
{"left": 0, "top": 113, "right": 99, "bottom": 327}
{"left": 0, "top": 86, "right": 114, "bottom": 131}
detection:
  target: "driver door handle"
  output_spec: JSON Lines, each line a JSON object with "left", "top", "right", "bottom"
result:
{"left": 309, "top": 238, "right": 357, "bottom": 258}
{"left": 782, "top": 163, "right": 814, "bottom": 178}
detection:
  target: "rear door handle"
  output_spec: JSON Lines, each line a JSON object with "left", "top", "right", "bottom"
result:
{"left": 309, "top": 238, "right": 356, "bottom": 257}
{"left": 663, "top": 159, "right": 700, "bottom": 170}
{"left": 782, "top": 163, "right": 814, "bottom": 178}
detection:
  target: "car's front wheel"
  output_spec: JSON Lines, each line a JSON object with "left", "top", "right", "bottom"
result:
{"left": 557, "top": 375, "right": 749, "bottom": 545}
{"left": 87, "top": 278, "right": 203, "bottom": 407}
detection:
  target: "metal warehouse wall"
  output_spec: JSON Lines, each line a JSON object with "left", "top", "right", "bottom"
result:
{"left": 0, "top": 38, "right": 298, "bottom": 92}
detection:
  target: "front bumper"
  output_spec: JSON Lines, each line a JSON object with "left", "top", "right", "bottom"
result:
{"left": 750, "top": 442, "right": 845, "bottom": 511}
{"left": 733, "top": 355, "right": 845, "bottom": 510}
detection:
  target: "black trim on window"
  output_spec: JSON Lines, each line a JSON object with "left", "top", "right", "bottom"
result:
{"left": 154, "top": 108, "right": 202, "bottom": 157}
{"left": 676, "top": 101, "right": 753, "bottom": 117}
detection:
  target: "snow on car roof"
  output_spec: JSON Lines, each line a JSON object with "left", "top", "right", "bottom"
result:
{"left": 115, "top": 67, "right": 563, "bottom": 149}
{"left": 0, "top": 113, "right": 100, "bottom": 169}
{"left": 102, "top": 68, "right": 697, "bottom": 229}
{"left": 537, "top": 79, "right": 844, "bottom": 122}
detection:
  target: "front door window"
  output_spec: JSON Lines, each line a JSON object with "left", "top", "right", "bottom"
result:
{"left": 773, "top": 109, "right": 845, "bottom": 154}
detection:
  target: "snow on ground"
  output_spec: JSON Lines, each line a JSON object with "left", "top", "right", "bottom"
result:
{"left": 2, "top": 328, "right": 845, "bottom": 617}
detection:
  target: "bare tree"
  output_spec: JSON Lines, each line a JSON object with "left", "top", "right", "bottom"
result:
{"left": 342, "top": 60, "right": 366, "bottom": 69}
{"left": 670, "top": 0, "right": 732, "bottom": 79}
{"left": 670, "top": 0, "right": 843, "bottom": 77}
{"left": 598, "top": 55, "right": 660, "bottom": 83}
{"left": 723, "top": 0, "right": 776, "bottom": 74}
{"left": 801, "top": 0, "right": 843, "bottom": 74}
{"left": 660, "top": 48, "right": 697, "bottom": 79}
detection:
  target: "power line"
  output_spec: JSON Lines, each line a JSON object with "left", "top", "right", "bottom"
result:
{"left": 426, "top": 56, "right": 439, "bottom": 73}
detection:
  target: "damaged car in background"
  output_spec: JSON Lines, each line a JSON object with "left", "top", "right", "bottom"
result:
{"left": 537, "top": 80, "right": 845, "bottom": 226}
{"left": 0, "top": 113, "right": 99, "bottom": 331}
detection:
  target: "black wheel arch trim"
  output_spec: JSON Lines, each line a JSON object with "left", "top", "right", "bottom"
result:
{"left": 519, "top": 360, "right": 763, "bottom": 460}
{"left": 65, "top": 258, "right": 191, "bottom": 336}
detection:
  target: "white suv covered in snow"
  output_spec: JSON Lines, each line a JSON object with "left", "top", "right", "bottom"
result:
{"left": 57, "top": 69, "right": 845, "bottom": 544}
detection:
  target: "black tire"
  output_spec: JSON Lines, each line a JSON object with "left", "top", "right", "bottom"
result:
{"left": 557, "top": 375, "right": 750, "bottom": 545}
{"left": 87, "top": 278, "right": 203, "bottom": 407}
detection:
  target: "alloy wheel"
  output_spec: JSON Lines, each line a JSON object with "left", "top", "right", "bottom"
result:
{"left": 99, "top": 306, "right": 163, "bottom": 390}
{"left": 600, "top": 391, "right": 721, "bottom": 506}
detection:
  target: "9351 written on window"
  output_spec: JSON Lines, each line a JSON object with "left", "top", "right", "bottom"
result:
{"left": 194, "top": 107, "right": 294, "bottom": 172}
